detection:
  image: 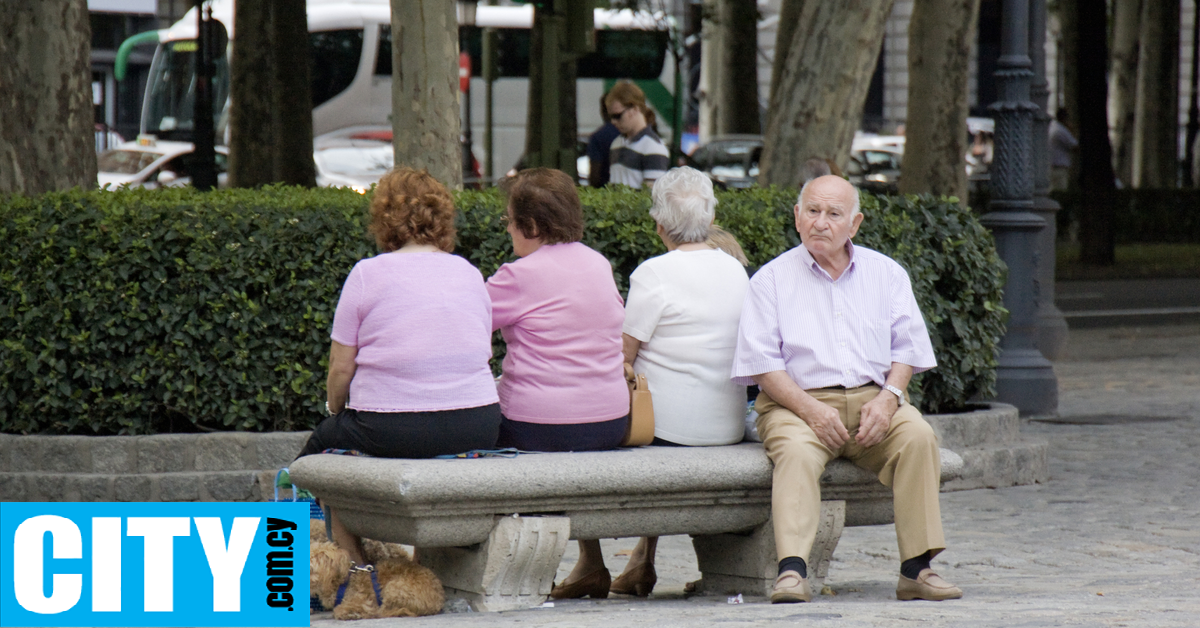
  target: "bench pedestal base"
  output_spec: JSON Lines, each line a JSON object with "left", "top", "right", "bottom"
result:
{"left": 419, "top": 515, "right": 570, "bottom": 612}
{"left": 692, "top": 500, "right": 845, "bottom": 596}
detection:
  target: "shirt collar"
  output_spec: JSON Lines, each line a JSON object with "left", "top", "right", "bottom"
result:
{"left": 798, "top": 240, "right": 856, "bottom": 281}
{"left": 627, "top": 126, "right": 659, "bottom": 143}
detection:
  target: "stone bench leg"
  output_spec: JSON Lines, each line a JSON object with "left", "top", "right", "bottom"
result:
{"left": 692, "top": 500, "right": 845, "bottom": 596}
{"left": 417, "top": 515, "right": 570, "bottom": 612}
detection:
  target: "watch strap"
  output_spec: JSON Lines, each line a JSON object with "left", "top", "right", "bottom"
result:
{"left": 883, "top": 384, "right": 906, "bottom": 405}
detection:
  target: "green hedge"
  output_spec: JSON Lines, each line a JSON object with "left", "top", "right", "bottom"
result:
{"left": 1, "top": 185, "right": 1004, "bottom": 434}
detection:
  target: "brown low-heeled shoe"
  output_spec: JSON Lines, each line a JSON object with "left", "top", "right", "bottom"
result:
{"left": 896, "top": 568, "right": 963, "bottom": 601}
{"left": 550, "top": 568, "right": 611, "bottom": 599}
{"left": 610, "top": 562, "right": 657, "bottom": 597}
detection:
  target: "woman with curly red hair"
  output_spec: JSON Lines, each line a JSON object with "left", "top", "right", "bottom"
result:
{"left": 296, "top": 167, "right": 500, "bottom": 564}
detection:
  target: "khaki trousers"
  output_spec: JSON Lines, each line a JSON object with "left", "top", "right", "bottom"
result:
{"left": 755, "top": 386, "right": 945, "bottom": 563}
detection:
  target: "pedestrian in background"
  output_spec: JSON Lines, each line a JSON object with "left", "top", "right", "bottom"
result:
{"left": 587, "top": 94, "right": 621, "bottom": 187}
{"left": 1049, "top": 108, "right": 1078, "bottom": 191}
{"left": 605, "top": 81, "right": 670, "bottom": 189}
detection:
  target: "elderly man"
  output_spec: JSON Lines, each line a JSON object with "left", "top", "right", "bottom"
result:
{"left": 732, "top": 175, "right": 961, "bottom": 603}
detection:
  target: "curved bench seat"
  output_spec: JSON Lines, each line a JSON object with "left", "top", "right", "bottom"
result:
{"left": 290, "top": 442, "right": 962, "bottom": 611}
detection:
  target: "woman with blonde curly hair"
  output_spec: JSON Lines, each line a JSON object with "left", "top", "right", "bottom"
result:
{"left": 297, "top": 167, "right": 500, "bottom": 565}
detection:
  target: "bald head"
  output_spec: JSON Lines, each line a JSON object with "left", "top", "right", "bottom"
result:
{"left": 798, "top": 175, "right": 860, "bottom": 216}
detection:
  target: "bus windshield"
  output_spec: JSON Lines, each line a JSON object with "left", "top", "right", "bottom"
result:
{"left": 144, "top": 38, "right": 231, "bottom": 141}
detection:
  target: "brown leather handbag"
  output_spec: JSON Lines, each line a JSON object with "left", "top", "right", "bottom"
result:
{"left": 622, "top": 363, "right": 655, "bottom": 446}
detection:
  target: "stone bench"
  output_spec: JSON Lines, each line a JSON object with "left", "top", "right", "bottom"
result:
{"left": 289, "top": 442, "right": 963, "bottom": 611}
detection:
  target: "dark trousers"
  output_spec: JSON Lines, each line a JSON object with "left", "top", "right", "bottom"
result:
{"left": 296, "top": 403, "right": 502, "bottom": 460}
{"left": 496, "top": 414, "right": 629, "bottom": 452}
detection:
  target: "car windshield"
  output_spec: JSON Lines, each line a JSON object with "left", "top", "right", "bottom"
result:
{"left": 98, "top": 149, "right": 161, "bottom": 174}
{"left": 315, "top": 145, "right": 394, "bottom": 176}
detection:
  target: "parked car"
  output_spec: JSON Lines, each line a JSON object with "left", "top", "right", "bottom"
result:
{"left": 685, "top": 134, "right": 763, "bottom": 189}
{"left": 846, "top": 142, "right": 903, "bottom": 194}
{"left": 313, "top": 127, "right": 395, "bottom": 193}
{"left": 97, "top": 138, "right": 228, "bottom": 190}
{"left": 314, "top": 126, "right": 482, "bottom": 191}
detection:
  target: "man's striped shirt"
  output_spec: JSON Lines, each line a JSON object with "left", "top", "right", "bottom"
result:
{"left": 608, "top": 126, "right": 670, "bottom": 188}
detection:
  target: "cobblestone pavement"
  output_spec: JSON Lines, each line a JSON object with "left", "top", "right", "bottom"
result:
{"left": 313, "top": 324, "right": 1200, "bottom": 627}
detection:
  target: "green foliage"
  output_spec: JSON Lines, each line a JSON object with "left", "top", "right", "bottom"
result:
{"left": 2, "top": 184, "right": 1003, "bottom": 434}
{"left": 854, "top": 194, "right": 1007, "bottom": 413}
{"left": 1, "top": 186, "right": 373, "bottom": 434}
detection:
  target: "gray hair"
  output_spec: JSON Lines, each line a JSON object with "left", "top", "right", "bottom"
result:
{"left": 650, "top": 166, "right": 716, "bottom": 244}
{"left": 798, "top": 177, "right": 861, "bottom": 216}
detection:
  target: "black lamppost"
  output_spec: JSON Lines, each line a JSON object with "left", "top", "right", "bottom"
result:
{"left": 980, "top": 0, "right": 1058, "bottom": 415}
{"left": 192, "top": 0, "right": 217, "bottom": 191}
{"left": 1028, "top": 0, "right": 1068, "bottom": 360}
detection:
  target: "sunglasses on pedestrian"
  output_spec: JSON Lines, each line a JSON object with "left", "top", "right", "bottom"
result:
{"left": 609, "top": 107, "right": 627, "bottom": 122}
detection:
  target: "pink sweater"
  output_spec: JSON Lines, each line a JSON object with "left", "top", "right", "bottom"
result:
{"left": 331, "top": 252, "right": 499, "bottom": 412}
{"left": 486, "top": 242, "right": 630, "bottom": 424}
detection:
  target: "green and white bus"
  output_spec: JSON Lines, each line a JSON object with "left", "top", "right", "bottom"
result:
{"left": 139, "top": 0, "right": 675, "bottom": 179}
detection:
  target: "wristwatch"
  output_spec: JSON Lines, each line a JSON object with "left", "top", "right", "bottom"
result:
{"left": 325, "top": 401, "right": 335, "bottom": 416}
{"left": 883, "top": 384, "right": 907, "bottom": 406}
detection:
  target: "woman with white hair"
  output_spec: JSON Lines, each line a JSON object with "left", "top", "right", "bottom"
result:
{"left": 551, "top": 166, "right": 750, "bottom": 600}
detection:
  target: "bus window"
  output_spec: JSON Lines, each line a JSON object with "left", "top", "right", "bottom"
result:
{"left": 578, "top": 30, "right": 669, "bottom": 79}
{"left": 380, "top": 26, "right": 666, "bottom": 80}
{"left": 311, "top": 29, "right": 364, "bottom": 107}
{"left": 144, "top": 24, "right": 230, "bottom": 140}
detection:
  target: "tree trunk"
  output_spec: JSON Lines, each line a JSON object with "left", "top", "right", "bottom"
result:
{"left": 1132, "top": 0, "right": 1180, "bottom": 188}
{"left": 392, "top": 0, "right": 462, "bottom": 188}
{"left": 716, "top": 0, "right": 761, "bottom": 135}
{"left": 769, "top": 0, "right": 803, "bottom": 105}
{"left": 1108, "top": 0, "right": 1141, "bottom": 187}
{"left": 0, "top": 0, "right": 96, "bottom": 194}
{"left": 524, "top": 5, "right": 578, "bottom": 178}
{"left": 759, "top": 0, "right": 895, "bottom": 188}
{"left": 1069, "top": 0, "right": 1117, "bottom": 265}
{"left": 898, "top": 0, "right": 980, "bottom": 200}
{"left": 271, "top": 0, "right": 315, "bottom": 187}
{"left": 228, "top": 0, "right": 275, "bottom": 188}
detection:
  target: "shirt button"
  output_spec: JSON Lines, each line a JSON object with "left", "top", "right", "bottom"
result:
{"left": 840, "top": 342, "right": 847, "bottom": 347}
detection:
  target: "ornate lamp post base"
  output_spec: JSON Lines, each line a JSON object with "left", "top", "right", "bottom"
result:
{"left": 980, "top": 209, "right": 1058, "bottom": 416}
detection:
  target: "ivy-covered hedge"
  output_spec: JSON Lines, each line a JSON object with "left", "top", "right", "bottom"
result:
{"left": 1, "top": 185, "right": 1004, "bottom": 435}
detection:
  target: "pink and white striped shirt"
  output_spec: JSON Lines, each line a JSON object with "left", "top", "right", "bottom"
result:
{"left": 731, "top": 243, "right": 936, "bottom": 388}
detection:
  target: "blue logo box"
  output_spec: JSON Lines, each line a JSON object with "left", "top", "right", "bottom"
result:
{"left": 1, "top": 502, "right": 310, "bottom": 627}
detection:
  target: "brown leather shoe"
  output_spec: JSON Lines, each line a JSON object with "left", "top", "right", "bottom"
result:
{"left": 896, "top": 568, "right": 963, "bottom": 601}
{"left": 550, "top": 568, "right": 611, "bottom": 599}
{"left": 610, "top": 562, "right": 657, "bottom": 597}
{"left": 770, "top": 570, "right": 811, "bottom": 603}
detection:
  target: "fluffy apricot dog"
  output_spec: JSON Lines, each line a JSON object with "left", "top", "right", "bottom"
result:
{"left": 309, "top": 520, "right": 444, "bottom": 619}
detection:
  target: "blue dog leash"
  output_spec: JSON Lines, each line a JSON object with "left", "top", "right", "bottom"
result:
{"left": 335, "top": 562, "right": 383, "bottom": 608}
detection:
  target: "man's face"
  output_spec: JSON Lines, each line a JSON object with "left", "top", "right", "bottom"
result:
{"left": 794, "top": 176, "right": 864, "bottom": 259}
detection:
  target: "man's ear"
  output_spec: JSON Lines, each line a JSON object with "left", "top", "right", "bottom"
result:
{"left": 794, "top": 204, "right": 803, "bottom": 233}
{"left": 848, "top": 211, "right": 865, "bottom": 239}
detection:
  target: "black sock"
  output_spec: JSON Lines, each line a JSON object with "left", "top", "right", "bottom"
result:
{"left": 778, "top": 556, "right": 807, "bottom": 578}
{"left": 900, "top": 551, "right": 932, "bottom": 580}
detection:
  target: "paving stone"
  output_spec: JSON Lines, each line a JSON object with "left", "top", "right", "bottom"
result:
{"left": 157, "top": 474, "right": 200, "bottom": 501}
{"left": 26, "top": 474, "right": 68, "bottom": 501}
{"left": 203, "top": 472, "right": 257, "bottom": 501}
{"left": 0, "top": 474, "right": 27, "bottom": 501}
{"left": 195, "top": 433, "right": 252, "bottom": 471}
{"left": 91, "top": 437, "right": 136, "bottom": 474}
{"left": 66, "top": 475, "right": 114, "bottom": 501}
{"left": 0, "top": 434, "right": 13, "bottom": 471}
{"left": 114, "top": 475, "right": 153, "bottom": 502}
{"left": 253, "top": 432, "right": 310, "bottom": 469}
{"left": 136, "top": 435, "right": 195, "bottom": 473}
